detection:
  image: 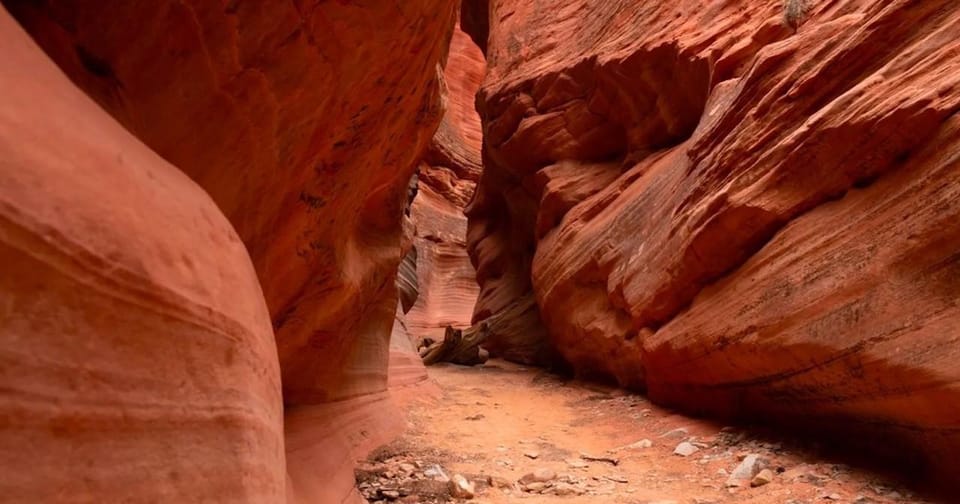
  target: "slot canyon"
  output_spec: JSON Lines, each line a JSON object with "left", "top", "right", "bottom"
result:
{"left": 0, "top": 0, "right": 958, "bottom": 503}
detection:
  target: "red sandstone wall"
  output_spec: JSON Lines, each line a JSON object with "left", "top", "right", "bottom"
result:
{"left": 467, "top": 0, "right": 960, "bottom": 485}
{"left": 1, "top": 1, "right": 458, "bottom": 502}
{"left": 0, "top": 10, "right": 285, "bottom": 500}
{"left": 406, "top": 25, "right": 485, "bottom": 344}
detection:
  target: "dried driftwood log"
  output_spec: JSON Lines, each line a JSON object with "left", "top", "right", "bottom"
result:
{"left": 420, "top": 322, "right": 490, "bottom": 366}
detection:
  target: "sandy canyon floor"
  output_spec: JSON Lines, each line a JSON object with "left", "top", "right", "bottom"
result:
{"left": 358, "top": 361, "right": 937, "bottom": 504}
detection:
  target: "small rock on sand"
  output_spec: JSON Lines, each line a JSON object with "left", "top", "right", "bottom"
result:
{"left": 551, "top": 482, "right": 585, "bottom": 496}
{"left": 449, "top": 474, "right": 475, "bottom": 499}
{"left": 726, "top": 454, "right": 766, "bottom": 487}
{"left": 523, "top": 482, "right": 547, "bottom": 492}
{"left": 487, "top": 475, "right": 515, "bottom": 489}
{"left": 520, "top": 468, "right": 556, "bottom": 484}
{"left": 751, "top": 468, "right": 774, "bottom": 487}
{"left": 423, "top": 465, "right": 448, "bottom": 481}
{"left": 673, "top": 442, "right": 699, "bottom": 457}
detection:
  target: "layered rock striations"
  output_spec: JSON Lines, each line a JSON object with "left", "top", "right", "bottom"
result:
{"left": 390, "top": 211, "right": 429, "bottom": 389}
{"left": 0, "top": 11, "right": 284, "bottom": 501}
{"left": 469, "top": 0, "right": 960, "bottom": 484}
{"left": 407, "top": 181, "right": 481, "bottom": 343}
{"left": 5, "top": 0, "right": 455, "bottom": 406}
{"left": 466, "top": 0, "right": 747, "bottom": 365}
{"left": 406, "top": 25, "right": 484, "bottom": 345}
{"left": 2, "top": 1, "right": 457, "bottom": 502}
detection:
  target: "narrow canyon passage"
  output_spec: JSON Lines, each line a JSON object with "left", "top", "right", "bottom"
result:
{"left": 1, "top": 0, "right": 959, "bottom": 503}
{"left": 364, "top": 362, "right": 926, "bottom": 504}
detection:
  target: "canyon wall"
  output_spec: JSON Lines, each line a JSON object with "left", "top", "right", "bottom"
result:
{"left": 390, "top": 207, "right": 429, "bottom": 389}
{"left": 406, "top": 25, "right": 485, "bottom": 345}
{"left": 0, "top": 11, "right": 285, "bottom": 501}
{"left": 1, "top": 1, "right": 457, "bottom": 502}
{"left": 467, "top": 0, "right": 960, "bottom": 485}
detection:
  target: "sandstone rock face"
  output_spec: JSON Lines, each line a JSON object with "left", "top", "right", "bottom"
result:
{"left": 390, "top": 214, "right": 430, "bottom": 390}
{"left": 408, "top": 182, "right": 480, "bottom": 343}
{"left": 406, "top": 25, "right": 484, "bottom": 344}
{"left": 472, "top": 0, "right": 960, "bottom": 484}
{"left": 3, "top": 1, "right": 457, "bottom": 502}
{"left": 0, "top": 10, "right": 284, "bottom": 501}
{"left": 390, "top": 302, "right": 429, "bottom": 389}
{"left": 5, "top": 0, "right": 456, "bottom": 405}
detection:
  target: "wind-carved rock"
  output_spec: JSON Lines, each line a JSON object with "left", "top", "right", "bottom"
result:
{"left": 1, "top": 1, "right": 459, "bottom": 502}
{"left": 405, "top": 24, "right": 485, "bottom": 348}
{"left": 0, "top": 11, "right": 284, "bottom": 500}
{"left": 468, "top": 0, "right": 960, "bottom": 489}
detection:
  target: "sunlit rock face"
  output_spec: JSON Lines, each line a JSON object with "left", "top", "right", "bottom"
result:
{"left": 2, "top": 1, "right": 458, "bottom": 502}
{"left": 468, "top": 0, "right": 960, "bottom": 486}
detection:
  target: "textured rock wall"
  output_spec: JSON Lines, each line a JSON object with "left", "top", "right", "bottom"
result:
{"left": 408, "top": 182, "right": 480, "bottom": 342}
{"left": 391, "top": 214, "right": 430, "bottom": 389}
{"left": 406, "top": 25, "right": 484, "bottom": 344}
{"left": 470, "top": 0, "right": 960, "bottom": 485}
{"left": 0, "top": 10, "right": 284, "bottom": 501}
{"left": 5, "top": 0, "right": 455, "bottom": 405}
{"left": 2, "top": 1, "right": 457, "bottom": 502}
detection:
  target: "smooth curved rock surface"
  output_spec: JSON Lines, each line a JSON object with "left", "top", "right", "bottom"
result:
{"left": 473, "top": 0, "right": 960, "bottom": 485}
{"left": 390, "top": 214, "right": 431, "bottom": 389}
{"left": 4, "top": 1, "right": 458, "bottom": 502}
{"left": 430, "top": 23, "right": 486, "bottom": 183}
{"left": 0, "top": 9, "right": 284, "bottom": 501}
{"left": 5, "top": 0, "right": 456, "bottom": 405}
